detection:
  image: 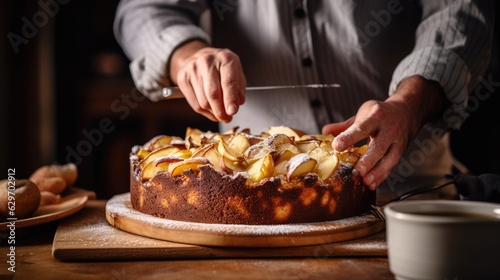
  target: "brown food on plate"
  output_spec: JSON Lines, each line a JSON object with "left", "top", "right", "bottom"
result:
{"left": 29, "top": 163, "right": 78, "bottom": 195}
{"left": 130, "top": 126, "right": 375, "bottom": 225}
{"left": 39, "top": 191, "right": 62, "bottom": 207}
{"left": 0, "top": 179, "right": 41, "bottom": 219}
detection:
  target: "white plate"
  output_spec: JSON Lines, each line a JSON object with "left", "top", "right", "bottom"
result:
{"left": 0, "top": 187, "right": 92, "bottom": 230}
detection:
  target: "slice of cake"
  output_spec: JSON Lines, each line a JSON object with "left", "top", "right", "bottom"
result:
{"left": 129, "top": 126, "right": 375, "bottom": 225}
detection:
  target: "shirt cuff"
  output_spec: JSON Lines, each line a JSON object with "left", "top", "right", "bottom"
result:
{"left": 129, "top": 25, "right": 211, "bottom": 101}
{"left": 389, "top": 46, "right": 472, "bottom": 130}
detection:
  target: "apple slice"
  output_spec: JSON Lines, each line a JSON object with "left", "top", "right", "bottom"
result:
{"left": 227, "top": 133, "right": 251, "bottom": 156}
{"left": 273, "top": 160, "right": 288, "bottom": 177}
{"left": 223, "top": 127, "right": 238, "bottom": 134}
{"left": 286, "top": 153, "right": 317, "bottom": 181}
{"left": 300, "top": 134, "right": 335, "bottom": 142}
{"left": 316, "top": 155, "right": 339, "bottom": 180}
{"left": 185, "top": 143, "right": 224, "bottom": 172}
{"left": 275, "top": 143, "right": 301, "bottom": 155}
{"left": 137, "top": 148, "right": 150, "bottom": 159}
{"left": 221, "top": 156, "right": 247, "bottom": 173}
{"left": 319, "top": 140, "right": 334, "bottom": 153}
{"left": 140, "top": 156, "right": 184, "bottom": 181}
{"left": 185, "top": 135, "right": 202, "bottom": 150}
{"left": 185, "top": 127, "right": 204, "bottom": 138}
{"left": 239, "top": 128, "right": 251, "bottom": 134}
{"left": 168, "top": 158, "right": 210, "bottom": 177}
{"left": 274, "top": 149, "right": 298, "bottom": 165}
{"left": 219, "top": 135, "right": 248, "bottom": 172}
{"left": 354, "top": 144, "right": 368, "bottom": 155}
{"left": 143, "top": 135, "right": 168, "bottom": 150}
{"left": 244, "top": 143, "right": 276, "bottom": 165}
{"left": 222, "top": 126, "right": 239, "bottom": 134}
{"left": 139, "top": 146, "right": 182, "bottom": 169}
{"left": 216, "top": 139, "right": 244, "bottom": 162}
{"left": 150, "top": 136, "right": 180, "bottom": 150}
{"left": 268, "top": 126, "right": 305, "bottom": 140}
{"left": 260, "top": 132, "right": 271, "bottom": 138}
{"left": 199, "top": 134, "right": 220, "bottom": 146}
{"left": 335, "top": 151, "right": 361, "bottom": 165}
{"left": 213, "top": 133, "right": 232, "bottom": 143}
{"left": 203, "top": 145, "right": 224, "bottom": 172}
{"left": 263, "top": 133, "right": 294, "bottom": 150}
{"left": 190, "top": 144, "right": 214, "bottom": 158}
{"left": 320, "top": 134, "right": 335, "bottom": 141}
{"left": 170, "top": 149, "right": 192, "bottom": 159}
{"left": 307, "top": 147, "right": 331, "bottom": 162}
{"left": 185, "top": 127, "right": 204, "bottom": 146}
{"left": 247, "top": 153, "right": 274, "bottom": 183}
{"left": 246, "top": 134, "right": 265, "bottom": 145}
{"left": 295, "top": 139, "right": 321, "bottom": 153}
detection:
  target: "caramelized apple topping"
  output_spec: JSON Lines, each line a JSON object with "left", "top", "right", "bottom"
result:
{"left": 134, "top": 126, "right": 367, "bottom": 183}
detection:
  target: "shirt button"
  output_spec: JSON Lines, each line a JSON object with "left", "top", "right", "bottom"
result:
{"left": 301, "top": 57, "right": 313, "bottom": 67}
{"left": 294, "top": 8, "right": 306, "bottom": 18}
{"left": 310, "top": 99, "right": 322, "bottom": 108}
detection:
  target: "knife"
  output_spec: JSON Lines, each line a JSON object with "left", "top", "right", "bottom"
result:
{"left": 151, "top": 84, "right": 341, "bottom": 100}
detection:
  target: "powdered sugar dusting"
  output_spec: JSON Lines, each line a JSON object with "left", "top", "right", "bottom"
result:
{"left": 56, "top": 208, "right": 170, "bottom": 248}
{"left": 105, "top": 193, "right": 383, "bottom": 241}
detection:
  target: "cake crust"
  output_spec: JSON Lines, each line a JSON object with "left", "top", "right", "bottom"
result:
{"left": 130, "top": 164, "right": 373, "bottom": 225}
{"left": 129, "top": 127, "right": 374, "bottom": 225}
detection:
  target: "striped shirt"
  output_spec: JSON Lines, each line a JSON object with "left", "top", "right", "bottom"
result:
{"left": 114, "top": 0, "right": 494, "bottom": 194}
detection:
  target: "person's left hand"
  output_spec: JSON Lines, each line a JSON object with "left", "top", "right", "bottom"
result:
{"left": 322, "top": 76, "right": 445, "bottom": 190}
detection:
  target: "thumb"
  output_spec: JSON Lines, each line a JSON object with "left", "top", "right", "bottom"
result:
{"left": 322, "top": 117, "right": 354, "bottom": 136}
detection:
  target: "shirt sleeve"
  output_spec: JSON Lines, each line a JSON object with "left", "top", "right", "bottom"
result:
{"left": 113, "top": 0, "right": 211, "bottom": 101}
{"left": 389, "top": 0, "right": 495, "bottom": 129}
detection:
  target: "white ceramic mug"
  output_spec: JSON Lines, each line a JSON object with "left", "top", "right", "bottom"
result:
{"left": 384, "top": 200, "right": 500, "bottom": 280}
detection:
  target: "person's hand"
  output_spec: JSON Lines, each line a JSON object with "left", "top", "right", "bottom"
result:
{"left": 169, "top": 40, "right": 246, "bottom": 123}
{"left": 322, "top": 76, "right": 445, "bottom": 190}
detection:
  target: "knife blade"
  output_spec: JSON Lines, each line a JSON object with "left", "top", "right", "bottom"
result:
{"left": 151, "top": 84, "right": 341, "bottom": 100}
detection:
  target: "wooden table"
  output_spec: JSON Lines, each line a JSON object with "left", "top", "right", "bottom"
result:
{"left": 0, "top": 200, "right": 395, "bottom": 280}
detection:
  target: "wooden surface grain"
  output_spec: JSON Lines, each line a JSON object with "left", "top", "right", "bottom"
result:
{"left": 0, "top": 200, "right": 395, "bottom": 280}
{"left": 53, "top": 198, "right": 386, "bottom": 260}
{"left": 101, "top": 193, "right": 385, "bottom": 249}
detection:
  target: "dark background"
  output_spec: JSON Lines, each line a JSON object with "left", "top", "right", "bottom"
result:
{"left": 1, "top": 0, "right": 217, "bottom": 198}
{"left": 1, "top": 1, "right": 498, "bottom": 199}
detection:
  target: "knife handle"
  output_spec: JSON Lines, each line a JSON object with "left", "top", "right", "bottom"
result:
{"left": 161, "top": 87, "right": 184, "bottom": 99}
{"left": 147, "top": 87, "right": 183, "bottom": 101}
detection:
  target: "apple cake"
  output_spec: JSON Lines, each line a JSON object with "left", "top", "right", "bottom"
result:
{"left": 129, "top": 126, "right": 375, "bottom": 225}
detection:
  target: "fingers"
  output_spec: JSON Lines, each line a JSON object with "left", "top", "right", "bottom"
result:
{"left": 357, "top": 139, "right": 402, "bottom": 191}
{"left": 202, "top": 57, "right": 227, "bottom": 121}
{"left": 326, "top": 100, "right": 409, "bottom": 190}
{"left": 183, "top": 85, "right": 219, "bottom": 122}
{"left": 177, "top": 65, "right": 219, "bottom": 122}
{"left": 176, "top": 47, "right": 245, "bottom": 123}
{"left": 219, "top": 51, "right": 245, "bottom": 116}
{"left": 331, "top": 117, "right": 372, "bottom": 151}
{"left": 238, "top": 71, "right": 247, "bottom": 105}
{"left": 322, "top": 117, "right": 353, "bottom": 137}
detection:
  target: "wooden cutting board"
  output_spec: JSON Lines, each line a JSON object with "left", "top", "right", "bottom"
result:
{"left": 106, "top": 193, "right": 385, "bottom": 247}
{"left": 52, "top": 199, "right": 387, "bottom": 261}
